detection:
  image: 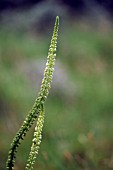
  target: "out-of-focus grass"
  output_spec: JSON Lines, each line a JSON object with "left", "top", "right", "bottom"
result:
{"left": 1, "top": 21, "right": 113, "bottom": 170}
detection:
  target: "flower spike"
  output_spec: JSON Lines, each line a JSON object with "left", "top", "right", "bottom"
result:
{"left": 6, "top": 16, "right": 59, "bottom": 170}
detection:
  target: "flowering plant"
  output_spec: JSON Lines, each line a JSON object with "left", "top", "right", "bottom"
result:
{"left": 6, "top": 16, "right": 59, "bottom": 170}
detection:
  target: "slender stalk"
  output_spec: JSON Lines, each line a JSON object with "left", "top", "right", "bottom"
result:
{"left": 6, "top": 16, "right": 59, "bottom": 170}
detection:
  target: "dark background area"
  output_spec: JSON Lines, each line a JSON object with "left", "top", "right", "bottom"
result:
{"left": 0, "top": 0, "right": 113, "bottom": 15}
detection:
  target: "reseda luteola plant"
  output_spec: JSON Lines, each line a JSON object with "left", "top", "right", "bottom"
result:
{"left": 6, "top": 16, "right": 59, "bottom": 170}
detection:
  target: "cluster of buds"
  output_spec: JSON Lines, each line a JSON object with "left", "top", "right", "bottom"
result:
{"left": 6, "top": 16, "right": 59, "bottom": 170}
{"left": 26, "top": 109, "right": 45, "bottom": 170}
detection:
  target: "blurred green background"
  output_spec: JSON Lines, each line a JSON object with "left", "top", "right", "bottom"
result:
{"left": 1, "top": 1, "right": 113, "bottom": 170}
